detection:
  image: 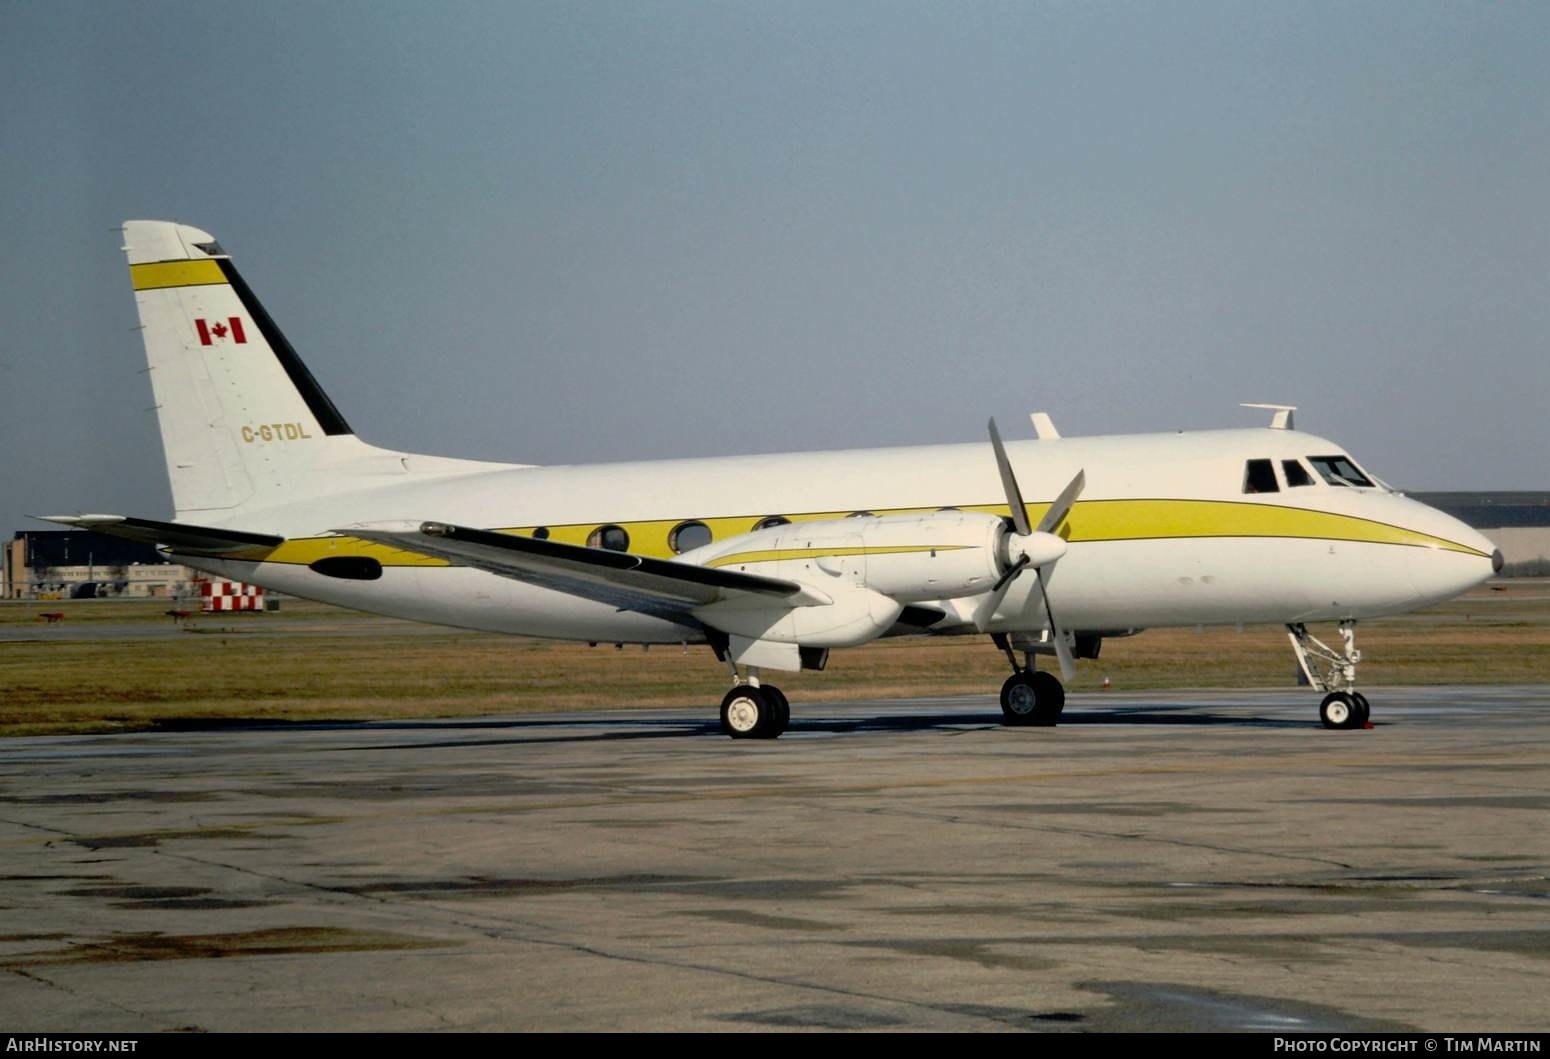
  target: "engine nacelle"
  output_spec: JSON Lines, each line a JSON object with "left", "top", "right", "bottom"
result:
{"left": 692, "top": 584, "right": 903, "bottom": 649}
{"left": 686, "top": 509, "right": 1066, "bottom": 654}
{"left": 689, "top": 509, "right": 1013, "bottom": 606}
{"left": 844, "top": 510, "right": 1008, "bottom": 602}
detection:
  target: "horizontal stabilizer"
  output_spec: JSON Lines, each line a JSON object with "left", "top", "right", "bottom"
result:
{"left": 341, "top": 520, "right": 829, "bottom": 609}
{"left": 36, "top": 514, "right": 283, "bottom": 553}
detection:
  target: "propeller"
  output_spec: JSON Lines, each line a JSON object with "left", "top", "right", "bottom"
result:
{"left": 972, "top": 418, "right": 1085, "bottom": 680}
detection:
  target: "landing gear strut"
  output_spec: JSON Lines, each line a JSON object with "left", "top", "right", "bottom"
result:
{"left": 992, "top": 633, "right": 1065, "bottom": 727}
{"left": 718, "top": 665, "right": 790, "bottom": 740}
{"left": 1288, "top": 621, "right": 1370, "bottom": 730}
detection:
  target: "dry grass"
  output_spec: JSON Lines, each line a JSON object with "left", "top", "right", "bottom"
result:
{"left": 3, "top": 582, "right": 1548, "bottom": 737}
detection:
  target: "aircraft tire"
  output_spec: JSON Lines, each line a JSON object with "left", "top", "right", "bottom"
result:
{"left": 1001, "top": 672, "right": 1064, "bottom": 727}
{"left": 720, "top": 685, "right": 782, "bottom": 740}
{"left": 1028, "top": 671, "right": 1065, "bottom": 726}
{"left": 1320, "top": 692, "right": 1361, "bottom": 730}
{"left": 1351, "top": 692, "right": 1370, "bottom": 727}
{"left": 763, "top": 686, "right": 791, "bottom": 736}
{"left": 1000, "top": 672, "right": 1038, "bottom": 725}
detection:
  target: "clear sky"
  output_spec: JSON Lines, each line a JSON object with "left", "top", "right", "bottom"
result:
{"left": 2, "top": 1, "right": 1546, "bottom": 535}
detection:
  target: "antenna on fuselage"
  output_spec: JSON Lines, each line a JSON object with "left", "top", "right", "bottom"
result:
{"left": 1241, "top": 403, "right": 1297, "bottom": 430}
{"left": 1029, "top": 411, "right": 1061, "bottom": 439}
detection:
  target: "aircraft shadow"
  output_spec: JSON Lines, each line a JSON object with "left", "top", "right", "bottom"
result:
{"left": 151, "top": 704, "right": 1316, "bottom": 750}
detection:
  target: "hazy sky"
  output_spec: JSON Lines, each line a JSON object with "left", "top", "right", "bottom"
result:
{"left": 2, "top": 2, "right": 1546, "bottom": 535}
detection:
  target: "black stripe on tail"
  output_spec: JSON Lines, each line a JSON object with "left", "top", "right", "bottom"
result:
{"left": 215, "top": 258, "right": 353, "bottom": 436}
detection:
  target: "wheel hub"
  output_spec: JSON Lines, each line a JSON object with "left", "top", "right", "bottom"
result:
{"left": 726, "top": 696, "right": 761, "bottom": 733}
{"left": 1007, "top": 683, "right": 1037, "bottom": 714}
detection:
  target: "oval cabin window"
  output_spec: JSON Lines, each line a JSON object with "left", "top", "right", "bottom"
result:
{"left": 586, "top": 525, "right": 630, "bottom": 551}
{"left": 668, "top": 521, "right": 712, "bottom": 553}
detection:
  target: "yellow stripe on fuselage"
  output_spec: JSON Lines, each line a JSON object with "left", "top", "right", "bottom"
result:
{"left": 704, "top": 545, "right": 969, "bottom": 569}
{"left": 218, "top": 499, "right": 1487, "bottom": 571}
{"left": 224, "top": 536, "right": 450, "bottom": 567}
{"left": 130, "top": 259, "right": 227, "bottom": 290}
{"left": 1052, "top": 499, "right": 1481, "bottom": 554}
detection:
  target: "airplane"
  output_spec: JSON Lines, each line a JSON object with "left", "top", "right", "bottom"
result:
{"left": 42, "top": 220, "right": 1503, "bottom": 739}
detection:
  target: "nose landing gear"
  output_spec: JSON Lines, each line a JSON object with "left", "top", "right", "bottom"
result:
{"left": 1289, "top": 621, "right": 1371, "bottom": 730}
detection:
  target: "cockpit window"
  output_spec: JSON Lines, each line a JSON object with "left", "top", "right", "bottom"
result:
{"left": 1282, "top": 459, "right": 1315, "bottom": 487}
{"left": 1243, "top": 459, "right": 1279, "bottom": 494}
{"left": 1308, "top": 455, "right": 1375, "bottom": 488}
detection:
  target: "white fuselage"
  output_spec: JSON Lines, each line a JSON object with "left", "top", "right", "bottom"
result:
{"left": 181, "top": 426, "right": 1498, "bottom": 645}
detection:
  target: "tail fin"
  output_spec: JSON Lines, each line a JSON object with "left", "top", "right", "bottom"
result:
{"left": 123, "top": 221, "right": 513, "bottom": 519}
{"left": 124, "top": 220, "right": 364, "bottom": 515}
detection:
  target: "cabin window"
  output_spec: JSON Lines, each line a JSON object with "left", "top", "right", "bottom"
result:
{"left": 1243, "top": 459, "right": 1279, "bottom": 494}
{"left": 754, "top": 516, "right": 790, "bottom": 531}
{"left": 1282, "top": 460, "right": 1314, "bottom": 487}
{"left": 587, "top": 525, "right": 630, "bottom": 551}
{"left": 531, "top": 526, "right": 550, "bottom": 540}
{"left": 668, "top": 520, "right": 712, "bottom": 553}
{"left": 1308, "top": 455, "right": 1375, "bottom": 488}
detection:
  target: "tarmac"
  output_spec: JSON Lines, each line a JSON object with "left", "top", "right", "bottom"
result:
{"left": 2, "top": 685, "right": 1548, "bottom": 1032}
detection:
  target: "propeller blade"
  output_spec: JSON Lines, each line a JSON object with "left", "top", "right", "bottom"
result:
{"left": 980, "top": 419, "right": 1083, "bottom": 665}
{"left": 990, "top": 552, "right": 1030, "bottom": 594}
{"left": 1036, "top": 566, "right": 1078, "bottom": 682}
{"left": 988, "top": 418, "right": 1032, "bottom": 536}
{"left": 1035, "top": 468, "right": 1086, "bottom": 536}
{"left": 972, "top": 573, "right": 1016, "bottom": 633}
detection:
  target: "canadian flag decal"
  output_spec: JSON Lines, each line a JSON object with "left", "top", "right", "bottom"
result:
{"left": 195, "top": 317, "right": 248, "bottom": 346}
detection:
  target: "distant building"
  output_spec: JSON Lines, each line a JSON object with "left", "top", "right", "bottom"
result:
{"left": 1413, "top": 492, "right": 1550, "bottom": 576}
{"left": 3, "top": 530, "right": 193, "bottom": 599}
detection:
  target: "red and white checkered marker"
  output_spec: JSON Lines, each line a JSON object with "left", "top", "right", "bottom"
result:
{"left": 198, "top": 578, "right": 264, "bottom": 612}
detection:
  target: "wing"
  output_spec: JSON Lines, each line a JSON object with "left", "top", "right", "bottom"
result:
{"left": 36, "top": 514, "right": 283, "bottom": 554}
{"left": 342, "top": 521, "right": 831, "bottom": 622}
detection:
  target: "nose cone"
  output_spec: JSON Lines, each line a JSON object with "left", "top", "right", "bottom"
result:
{"left": 1403, "top": 503, "right": 1498, "bottom": 605}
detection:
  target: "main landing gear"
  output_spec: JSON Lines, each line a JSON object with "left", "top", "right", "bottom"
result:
{"left": 992, "top": 633, "right": 1065, "bottom": 727}
{"left": 719, "top": 667, "right": 790, "bottom": 740}
{"left": 1287, "top": 620, "right": 1371, "bottom": 730}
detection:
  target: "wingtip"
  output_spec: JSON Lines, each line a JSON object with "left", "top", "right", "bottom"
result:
{"left": 34, "top": 514, "right": 124, "bottom": 527}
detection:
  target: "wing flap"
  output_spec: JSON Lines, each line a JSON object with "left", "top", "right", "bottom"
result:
{"left": 36, "top": 514, "right": 283, "bottom": 554}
